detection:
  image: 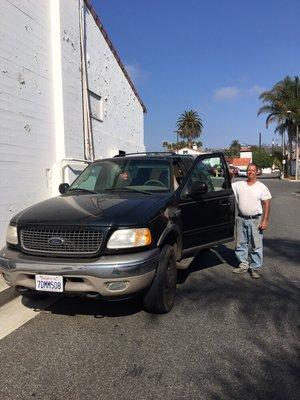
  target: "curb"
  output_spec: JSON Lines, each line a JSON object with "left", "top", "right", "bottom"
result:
{"left": 0, "top": 277, "right": 19, "bottom": 307}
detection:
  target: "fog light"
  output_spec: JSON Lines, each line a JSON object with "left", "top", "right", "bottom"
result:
{"left": 106, "top": 281, "right": 128, "bottom": 291}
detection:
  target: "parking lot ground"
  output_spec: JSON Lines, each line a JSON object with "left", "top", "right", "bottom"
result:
{"left": 0, "top": 179, "right": 299, "bottom": 400}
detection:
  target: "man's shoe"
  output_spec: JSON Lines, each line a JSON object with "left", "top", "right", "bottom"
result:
{"left": 250, "top": 269, "right": 260, "bottom": 279}
{"left": 233, "top": 265, "right": 248, "bottom": 274}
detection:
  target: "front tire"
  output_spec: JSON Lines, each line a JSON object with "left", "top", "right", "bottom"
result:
{"left": 143, "top": 245, "right": 177, "bottom": 314}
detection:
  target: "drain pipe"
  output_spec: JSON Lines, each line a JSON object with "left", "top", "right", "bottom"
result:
{"left": 79, "top": 0, "right": 94, "bottom": 161}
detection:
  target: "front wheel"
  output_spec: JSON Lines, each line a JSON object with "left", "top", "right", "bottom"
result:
{"left": 143, "top": 245, "right": 177, "bottom": 314}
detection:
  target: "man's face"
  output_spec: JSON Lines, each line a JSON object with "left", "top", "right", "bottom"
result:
{"left": 247, "top": 165, "right": 257, "bottom": 179}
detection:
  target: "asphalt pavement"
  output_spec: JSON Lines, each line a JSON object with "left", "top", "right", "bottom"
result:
{"left": 0, "top": 179, "right": 299, "bottom": 400}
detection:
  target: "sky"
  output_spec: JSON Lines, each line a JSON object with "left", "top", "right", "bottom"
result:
{"left": 93, "top": 0, "right": 300, "bottom": 151}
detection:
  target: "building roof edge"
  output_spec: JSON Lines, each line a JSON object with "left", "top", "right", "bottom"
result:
{"left": 84, "top": 0, "right": 147, "bottom": 113}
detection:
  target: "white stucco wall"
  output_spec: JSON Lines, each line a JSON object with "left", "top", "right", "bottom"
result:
{"left": 240, "top": 151, "right": 252, "bottom": 161}
{"left": 0, "top": 0, "right": 55, "bottom": 246}
{"left": 84, "top": 6, "right": 144, "bottom": 158}
{"left": 0, "top": 0, "right": 145, "bottom": 246}
{"left": 59, "top": 0, "right": 144, "bottom": 162}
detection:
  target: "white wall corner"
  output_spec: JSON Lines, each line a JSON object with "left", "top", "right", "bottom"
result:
{"left": 50, "top": 0, "right": 65, "bottom": 194}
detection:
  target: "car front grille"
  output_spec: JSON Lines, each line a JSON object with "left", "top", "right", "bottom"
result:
{"left": 20, "top": 227, "right": 103, "bottom": 256}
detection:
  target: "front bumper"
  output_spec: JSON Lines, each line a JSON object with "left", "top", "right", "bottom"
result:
{"left": 0, "top": 247, "right": 159, "bottom": 297}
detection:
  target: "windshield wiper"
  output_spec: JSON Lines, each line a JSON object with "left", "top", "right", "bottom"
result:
{"left": 67, "top": 188, "right": 98, "bottom": 194}
{"left": 104, "top": 188, "right": 153, "bottom": 195}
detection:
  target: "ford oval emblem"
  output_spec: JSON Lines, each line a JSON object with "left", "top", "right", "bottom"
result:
{"left": 48, "top": 237, "right": 64, "bottom": 246}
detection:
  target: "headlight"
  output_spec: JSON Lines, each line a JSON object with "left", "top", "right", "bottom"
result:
{"left": 107, "top": 228, "right": 152, "bottom": 249}
{"left": 6, "top": 225, "right": 18, "bottom": 244}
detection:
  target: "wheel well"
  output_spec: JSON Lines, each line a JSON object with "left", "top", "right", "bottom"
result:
{"left": 159, "top": 231, "right": 181, "bottom": 260}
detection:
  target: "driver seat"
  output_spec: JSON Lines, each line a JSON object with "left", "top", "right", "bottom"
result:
{"left": 158, "top": 170, "right": 169, "bottom": 187}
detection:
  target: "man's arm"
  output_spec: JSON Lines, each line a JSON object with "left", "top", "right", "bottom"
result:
{"left": 260, "top": 199, "right": 271, "bottom": 230}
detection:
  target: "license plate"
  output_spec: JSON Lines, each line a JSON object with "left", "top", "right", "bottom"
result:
{"left": 35, "top": 275, "right": 63, "bottom": 292}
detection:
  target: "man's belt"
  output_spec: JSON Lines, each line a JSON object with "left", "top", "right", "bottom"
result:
{"left": 238, "top": 213, "right": 262, "bottom": 219}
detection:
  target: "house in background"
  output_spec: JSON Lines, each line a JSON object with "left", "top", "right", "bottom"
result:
{"left": 230, "top": 157, "right": 252, "bottom": 172}
{"left": 226, "top": 146, "right": 252, "bottom": 174}
{"left": 239, "top": 146, "right": 252, "bottom": 161}
{"left": 176, "top": 144, "right": 206, "bottom": 156}
{"left": 0, "top": 0, "right": 146, "bottom": 246}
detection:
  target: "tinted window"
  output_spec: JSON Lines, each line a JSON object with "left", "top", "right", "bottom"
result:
{"left": 185, "top": 155, "right": 229, "bottom": 193}
{"left": 69, "top": 159, "right": 171, "bottom": 193}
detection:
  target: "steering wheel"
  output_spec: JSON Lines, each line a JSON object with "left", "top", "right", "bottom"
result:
{"left": 144, "top": 180, "right": 167, "bottom": 188}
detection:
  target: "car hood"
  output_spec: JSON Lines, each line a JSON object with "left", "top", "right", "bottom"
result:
{"left": 11, "top": 193, "right": 170, "bottom": 227}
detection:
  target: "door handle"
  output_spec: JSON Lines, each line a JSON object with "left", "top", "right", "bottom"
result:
{"left": 219, "top": 201, "right": 230, "bottom": 206}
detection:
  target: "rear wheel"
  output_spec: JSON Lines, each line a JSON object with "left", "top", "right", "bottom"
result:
{"left": 143, "top": 245, "right": 177, "bottom": 314}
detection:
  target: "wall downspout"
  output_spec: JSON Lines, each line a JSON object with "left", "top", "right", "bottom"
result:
{"left": 50, "top": 0, "right": 66, "bottom": 195}
{"left": 79, "top": 0, "right": 94, "bottom": 161}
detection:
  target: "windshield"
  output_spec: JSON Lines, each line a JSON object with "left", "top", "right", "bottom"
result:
{"left": 69, "top": 159, "right": 171, "bottom": 194}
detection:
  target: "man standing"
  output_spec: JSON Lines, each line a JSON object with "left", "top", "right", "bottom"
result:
{"left": 232, "top": 163, "right": 272, "bottom": 278}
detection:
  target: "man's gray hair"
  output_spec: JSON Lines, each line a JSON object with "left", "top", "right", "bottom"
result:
{"left": 247, "top": 162, "right": 258, "bottom": 171}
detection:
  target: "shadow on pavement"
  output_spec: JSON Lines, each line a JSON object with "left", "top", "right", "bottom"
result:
{"left": 6, "top": 241, "right": 300, "bottom": 400}
{"left": 264, "top": 237, "right": 300, "bottom": 264}
{"left": 191, "top": 335, "right": 300, "bottom": 400}
{"left": 175, "top": 262, "right": 299, "bottom": 399}
{"left": 22, "top": 293, "right": 143, "bottom": 318}
{"left": 177, "top": 244, "right": 238, "bottom": 284}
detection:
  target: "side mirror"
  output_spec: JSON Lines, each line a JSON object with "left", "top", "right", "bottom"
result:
{"left": 59, "top": 183, "right": 70, "bottom": 194}
{"left": 189, "top": 181, "right": 208, "bottom": 198}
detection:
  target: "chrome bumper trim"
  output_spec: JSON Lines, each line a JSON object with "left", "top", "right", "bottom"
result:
{"left": 0, "top": 247, "right": 159, "bottom": 279}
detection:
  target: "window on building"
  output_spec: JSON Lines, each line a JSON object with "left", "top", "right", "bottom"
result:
{"left": 88, "top": 90, "right": 103, "bottom": 121}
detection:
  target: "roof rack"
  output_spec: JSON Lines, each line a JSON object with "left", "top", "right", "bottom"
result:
{"left": 113, "top": 151, "right": 177, "bottom": 157}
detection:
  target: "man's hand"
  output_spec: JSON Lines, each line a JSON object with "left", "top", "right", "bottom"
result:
{"left": 260, "top": 199, "right": 271, "bottom": 231}
{"left": 259, "top": 220, "right": 268, "bottom": 230}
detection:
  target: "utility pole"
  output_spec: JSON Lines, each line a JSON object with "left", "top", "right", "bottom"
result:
{"left": 295, "top": 76, "right": 299, "bottom": 181}
{"left": 296, "top": 124, "right": 299, "bottom": 180}
{"left": 259, "top": 132, "right": 262, "bottom": 156}
{"left": 282, "top": 130, "right": 286, "bottom": 180}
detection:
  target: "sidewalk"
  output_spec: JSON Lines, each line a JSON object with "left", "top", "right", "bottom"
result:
{"left": 0, "top": 275, "right": 18, "bottom": 307}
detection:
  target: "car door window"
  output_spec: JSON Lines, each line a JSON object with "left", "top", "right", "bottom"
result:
{"left": 184, "top": 155, "right": 229, "bottom": 194}
{"left": 172, "top": 161, "right": 185, "bottom": 188}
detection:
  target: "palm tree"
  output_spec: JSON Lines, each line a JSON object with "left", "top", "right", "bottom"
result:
{"left": 258, "top": 76, "right": 300, "bottom": 156}
{"left": 162, "top": 141, "right": 169, "bottom": 151}
{"left": 225, "top": 139, "right": 241, "bottom": 157}
{"left": 176, "top": 110, "right": 203, "bottom": 148}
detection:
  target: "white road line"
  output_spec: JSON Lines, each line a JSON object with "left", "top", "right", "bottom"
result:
{"left": 0, "top": 296, "right": 56, "bottom": 341}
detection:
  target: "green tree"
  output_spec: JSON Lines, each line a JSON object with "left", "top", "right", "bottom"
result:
{"left": 162, "top": 140, "right": 202, "bottom": 151}
{"left": 224, "top": 139, "right": 241, "bottom": 157}
{"left": 251, "top": 146, "right": 273, "bottom": 169}
{"left": 258, "top": 76, "right": 300, "bottom": 156}
{"left": 176, "top": 110, "right": 203, "bottom": 148}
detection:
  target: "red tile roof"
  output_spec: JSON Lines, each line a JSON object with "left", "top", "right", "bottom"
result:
{"left": 231, "top": 158, "right": 251, "bottom": 167}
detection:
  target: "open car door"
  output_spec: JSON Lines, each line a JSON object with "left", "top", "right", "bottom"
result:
{"left": 178, "top": 153, "right": 235, "bottom": 255}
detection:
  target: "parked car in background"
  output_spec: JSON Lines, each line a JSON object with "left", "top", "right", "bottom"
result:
{"left": 237, "top": 168, "right": 247, "bottom": 177}
{"left": 0, "top": 152, "right": 235, "bottom": 314}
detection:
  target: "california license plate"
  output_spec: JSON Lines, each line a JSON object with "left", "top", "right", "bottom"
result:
{"left": 35, "top": 275, "right": 63, "bottom": 292}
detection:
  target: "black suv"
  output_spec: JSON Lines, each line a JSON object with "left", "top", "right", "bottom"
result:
{"left": 0, "top": 152, "right": 235, "bottom": 313}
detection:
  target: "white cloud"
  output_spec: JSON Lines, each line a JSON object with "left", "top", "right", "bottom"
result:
{"left": 247, "top": 84, "right": 266, "bottom": 96}
{"left": 124, "top": 64, "right": 147, "bottom": 85}
{"left": 213, "top": 86, "right": 239, "bottom": 100}
{"left": 213, "top": 84, "right": 266, "bottom": 100}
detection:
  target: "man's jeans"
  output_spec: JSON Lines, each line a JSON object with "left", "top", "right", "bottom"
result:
{"left": 235, "top": 216, "right": 263, "bottom": 270}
